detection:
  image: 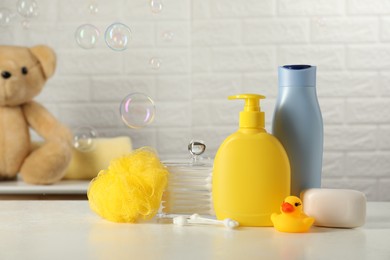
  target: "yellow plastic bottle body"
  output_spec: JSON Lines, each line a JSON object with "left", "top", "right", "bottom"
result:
{"left": 212, "top": 128, "right": 290, "bottom": 227}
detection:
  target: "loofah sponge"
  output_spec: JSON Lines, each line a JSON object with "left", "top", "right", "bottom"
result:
{"left": 87, "top": 147, "right": 168, "bottom": 223}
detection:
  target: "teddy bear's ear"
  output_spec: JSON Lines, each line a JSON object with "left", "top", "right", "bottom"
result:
{"left": 29, "top": 45, "right": 56, "bottom": 79}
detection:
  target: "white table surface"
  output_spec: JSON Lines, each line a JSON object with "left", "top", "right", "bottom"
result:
{"left": 0, "top": 201, "right": 389, "bottom": 260}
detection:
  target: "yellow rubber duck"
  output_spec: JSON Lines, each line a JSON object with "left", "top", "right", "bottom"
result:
{"left": 271, "top": 196, "right": 315, "bottom": 233}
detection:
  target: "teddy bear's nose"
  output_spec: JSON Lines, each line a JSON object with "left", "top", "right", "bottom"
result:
{"left": 1, "top": 71, "right": 12, "bottom": 79}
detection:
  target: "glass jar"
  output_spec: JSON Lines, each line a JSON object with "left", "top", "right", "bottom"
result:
{"left": 159, "top": 140, "right": 214, "bottom": 217}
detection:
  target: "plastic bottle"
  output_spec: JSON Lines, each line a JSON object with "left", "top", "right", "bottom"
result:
{"left": 212, "top": 94, "right": 290, "bottom": 227}
{"left": 272, "top": 65, "right": 323, "bottom": 197}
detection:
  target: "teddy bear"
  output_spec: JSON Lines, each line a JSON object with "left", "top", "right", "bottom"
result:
{"left": 0, "top": 45, "right": 73, "bottom": 184}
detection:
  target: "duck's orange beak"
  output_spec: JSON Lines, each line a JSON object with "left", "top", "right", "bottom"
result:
{"left": 281, "top": 202, "right": 294, "bottom": 213}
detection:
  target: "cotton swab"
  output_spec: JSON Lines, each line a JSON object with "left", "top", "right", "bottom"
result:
{"left": 173, "top": 214, "right": 239, "bottom": 229}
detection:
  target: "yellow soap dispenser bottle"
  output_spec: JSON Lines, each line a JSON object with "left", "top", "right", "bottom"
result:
{"left": 212, "top": 94, "right": 290, "bottom": 227}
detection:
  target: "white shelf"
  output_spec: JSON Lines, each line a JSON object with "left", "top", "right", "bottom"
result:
{"left": 0, "top": 178, "right": 90, "bottom": 195}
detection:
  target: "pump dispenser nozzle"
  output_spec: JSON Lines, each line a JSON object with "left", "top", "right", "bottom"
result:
{"left": 228, "top": 94, "right": 265, "bottom": 129}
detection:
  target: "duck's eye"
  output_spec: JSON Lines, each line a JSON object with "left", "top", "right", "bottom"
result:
{"left": 294, "top": 202, "right": 301, "bottom": 207}
{"left": 21, "top": 67, "right": 28, "bottom": 75}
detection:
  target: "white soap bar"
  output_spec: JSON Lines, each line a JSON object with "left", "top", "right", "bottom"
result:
{"left": 301, "top": 188, "right": 366, "bottom": 228}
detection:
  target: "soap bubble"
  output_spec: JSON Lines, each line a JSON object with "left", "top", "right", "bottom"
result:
{"left": 120, "top": 93, "right": 156, "bottom": 129}
{"left": 315, "top": 17, "right": 326, "bottom": 27}
{"left": 149, "top": 57, "right": 162, "bottom": 70}
{"left": 88, "top": 2, "right": 99, "bottom": 15}
{"left": 162, "top": 31, "right": 174, "bottom": 42}
{"left": 73, "top": 126, "right": 98, "bottom": 152}
{"left": 75, "top": 24, "right": 100, "bottom": 49}
{"left": 21, "top": 19, "right": 30, "bottom": 29}
{"left": 17, "top": 0, "right": 38, "bottom": 18}
{"left": 105, "top": 23, "right": 131, "bottom": 51}
{"left": 0, "top": 8, "right": 13, "bottom": 27}
{"left": 150, "top": 0, "right": 163, "bottom": 13}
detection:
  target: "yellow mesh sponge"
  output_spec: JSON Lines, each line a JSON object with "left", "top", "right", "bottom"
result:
{"left": 87, "top": 147, "right": 168, "bottom": 223}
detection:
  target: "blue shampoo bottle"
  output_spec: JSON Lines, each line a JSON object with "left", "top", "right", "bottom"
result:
{"left": 272, "top": 65, "right": 323, "bottom": 196}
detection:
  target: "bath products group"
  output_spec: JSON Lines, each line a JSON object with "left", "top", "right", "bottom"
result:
{"left": 212, "top": 65, "right": 324, "bottom": 227}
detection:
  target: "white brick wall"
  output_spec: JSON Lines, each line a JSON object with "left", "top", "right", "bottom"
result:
{"left": 279, "top": 0, "right": 344, "bottom": 15}
{"left": 1, "top": 0, "right": 390, "bottom": 200}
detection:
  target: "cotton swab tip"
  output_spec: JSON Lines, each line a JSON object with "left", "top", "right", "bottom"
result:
{"left": 223, "top": 218, "right": 239, "bottom": 229}
{"left": 173, "top": 216, "right": 188, "bottom": 226}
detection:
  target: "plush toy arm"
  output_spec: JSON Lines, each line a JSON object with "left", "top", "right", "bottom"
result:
{"left": 22, "top": 101, "right": 72, "bottom": 144}
{"left": 20, "top": 101, "right": 73, "bottom": 184}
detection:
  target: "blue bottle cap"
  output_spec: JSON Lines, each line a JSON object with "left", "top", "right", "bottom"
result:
{"left": 278, "top": 65, "right": 316, "bottom": 87}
